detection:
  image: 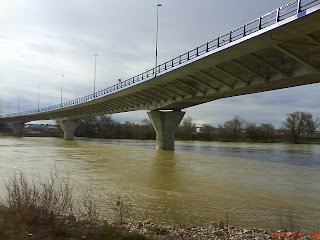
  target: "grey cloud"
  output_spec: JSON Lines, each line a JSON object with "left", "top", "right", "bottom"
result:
{"left": 1, "top": 0, "right": 319, "bottom": 127}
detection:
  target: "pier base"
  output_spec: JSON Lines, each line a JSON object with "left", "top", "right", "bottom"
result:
{"left": 148, "top": 110, "right": 185, "bottom": 150}
{"left": 9, "top": 122, "right": 25, "bottom": 137}
{"left": 58, "top": 120, "right": 79, "bottom": 140}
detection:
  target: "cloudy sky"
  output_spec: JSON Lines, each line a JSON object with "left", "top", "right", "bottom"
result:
{"left": 1, "top": 0, "right": 319, "bottom": 127}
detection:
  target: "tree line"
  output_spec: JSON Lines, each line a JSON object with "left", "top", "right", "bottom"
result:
{"left": 75, "top": 111, "right": 320, "bottom": 144}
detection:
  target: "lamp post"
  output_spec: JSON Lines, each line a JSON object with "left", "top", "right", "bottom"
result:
{"left": 61, "top": 74, "right": 64, "bottom": 105}
{"left": 155, "top": 4, "right": 162, "bottom": 76}
{"left": 18, "top": 94, "right": 20, "bottom": 115}
{"left": 94, "top": 54, "right": 98, "bottom": 99}
{"left": 38, "top": 84, "right": 40, "bottom": 112}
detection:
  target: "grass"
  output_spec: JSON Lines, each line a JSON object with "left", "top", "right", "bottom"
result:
{"left": 0, "top": 171, "right": 151, "bottom": 240}
{"left": 213, "top": 231, "right": 224, "bottom": 236}
{"left": 147, "top": 226, "right": 167, "bottom": 234}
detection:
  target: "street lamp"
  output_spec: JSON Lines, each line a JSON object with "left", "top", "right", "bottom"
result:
{"left": 94, "top": 54, "right": 98, "bottom": 99}
{"left": 38, "top": 84, "right": 41, "bottom": 112}
{"left": 155, "top": 3, "right": 162, "bottom": 76}
{"left": 61, "top": 74, "right": 64, "bottom": 105}
{"left": 18, "top": 94, "right": 20, "bottom": 115}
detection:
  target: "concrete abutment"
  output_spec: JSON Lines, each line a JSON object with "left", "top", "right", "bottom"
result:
{"left": 147, "top": 110, "right": 185, "bottom": 150}
{"left": 9, "top": 122, "right": 25, "bottom": 137}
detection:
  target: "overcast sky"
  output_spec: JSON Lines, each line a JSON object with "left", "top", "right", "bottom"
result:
{"left": 1, "top": 0, "right": 319, "bottom": 127}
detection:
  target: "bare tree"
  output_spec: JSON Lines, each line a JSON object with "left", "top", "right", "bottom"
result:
{"left": 282, "top": 111, "right": 318, "bottom": 143}
{"left": 244, "top": 123, "right": 262, "bottom": 142}
{"left": 177, "top": 116, "right": 196, "bottom": 140}
{"left": 304, "top": 113, "right": 320, "bottom": 139}
{"left": 260, "top": 123, "right": 276, "bottom": 143}
{"left": 198, "top": 124, "right": 215, "bottom": 141}
{"left": 223, "top": 116, "right": 244, "bottom": 142}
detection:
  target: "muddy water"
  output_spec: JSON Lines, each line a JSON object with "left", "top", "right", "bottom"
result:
{"left": 0, "top": 137, "right": 319, "bottom": 231}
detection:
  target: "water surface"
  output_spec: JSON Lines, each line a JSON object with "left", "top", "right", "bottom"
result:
{"left": 0, "top": 137, "right": 319, "bottom": 231}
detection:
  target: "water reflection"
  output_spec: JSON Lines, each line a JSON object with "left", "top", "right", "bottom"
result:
{"left": 150, "top": 150, "right": 180, "bottom": 192}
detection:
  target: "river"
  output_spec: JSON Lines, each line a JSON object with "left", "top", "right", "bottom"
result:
{"left": 0, "top": 137, "right": 319, "bottom": 232}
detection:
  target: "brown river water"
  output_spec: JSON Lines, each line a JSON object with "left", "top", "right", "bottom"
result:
{"left": 0, "top": 137, "right": 319, "bottom": 231}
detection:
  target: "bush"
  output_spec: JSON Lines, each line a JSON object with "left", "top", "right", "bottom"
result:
{"left": 0, "top": 171, "right": 150, "bottom": 240}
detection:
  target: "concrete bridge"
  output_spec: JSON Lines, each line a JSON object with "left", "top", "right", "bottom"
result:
{"left": 1, "top": 0, "right": 320, "bottom": 150}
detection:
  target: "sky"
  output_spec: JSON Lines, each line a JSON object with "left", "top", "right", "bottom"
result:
{"left": 0, "top": 0, "right": 319, "bottom": 128}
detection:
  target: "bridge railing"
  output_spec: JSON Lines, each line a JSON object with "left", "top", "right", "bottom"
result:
{"left": 1, "top": 0, "right": 319, "bottom": 118}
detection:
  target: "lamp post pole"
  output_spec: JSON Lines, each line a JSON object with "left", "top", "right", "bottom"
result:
{"left": 61, "top": 74, "right": 64, "bottom": 105}
{"left": 18, "top": 94, "right": 20, "bottom": 115}
{"left": 155, "top": 4, "right": 162, "bottom": 76}
{"left": 94, "top": 54, "right": 98, "bottom": 99}
{"left": 38, "top": 84, "right": 40, "bottom": 112}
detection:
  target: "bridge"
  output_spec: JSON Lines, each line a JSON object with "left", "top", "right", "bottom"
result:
{"left": 1, "top": 0, "right": 320, "bottom": 150}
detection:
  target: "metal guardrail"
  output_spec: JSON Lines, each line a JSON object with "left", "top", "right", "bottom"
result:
{"left": 1, "top": 0, "right": 320, "bottom": 118}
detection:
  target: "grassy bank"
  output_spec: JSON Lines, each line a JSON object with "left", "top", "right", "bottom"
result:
{"left": 0, "top": 172, "right": 309, "bottom": 240}
{"left": 0, "top": 172, "right": 150, "bottom": 240}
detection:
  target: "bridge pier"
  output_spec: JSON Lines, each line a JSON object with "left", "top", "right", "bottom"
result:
{"left": 58, "top": 120, "right": 79, "bottom": 140}
{"left": 9, "top": 122, "right": 25, "bottom": 137}
{"left": 148, "top": 110, "right": 185, "bottom": 150}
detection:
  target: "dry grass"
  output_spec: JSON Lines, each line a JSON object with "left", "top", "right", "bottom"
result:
{"left": 0, "top": 171, "right": 150, "bottom": 240}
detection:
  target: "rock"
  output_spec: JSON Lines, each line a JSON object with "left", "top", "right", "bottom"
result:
{"left": 142, "top": 220, "right": 150, "bottom": 225}
{"left": 211, "top": 220, "right": 224, "bottom": 228}
{"left": 137, "top": 221, "right": 143, "bottom": 227}
{"left": 243, "top": 229, "right": 251, "bottom": 234}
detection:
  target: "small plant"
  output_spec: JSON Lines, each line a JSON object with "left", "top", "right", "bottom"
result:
{"left": 109, "top": 194, "right": 132, "bottom": 225}
{"left": 147, "top": 226, "right": 167, "bottom": 234}
{"left": 213, "top": 231, "right": 224, "bottom": 236}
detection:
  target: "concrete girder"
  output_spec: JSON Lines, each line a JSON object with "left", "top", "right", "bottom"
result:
{"left": 126, "top": 95, "right": 146, "bottom": 105}
{"left": 305, "top": 34, "right": 320, "bottom": 45}
{"left": 147, "top": 110, "right": 185, "bottom": 150}
{"left": 176, "top": 79, "right": 206, "bottom": 95}
{"left": 199, "top": 70, "right": 234, "bottom": 89}
{"left": 149, "top": 88, "right": 174, "bottom": 101}
{"left": 186, "top": 75, "right": 219, "bottom": 92}
{"left": 154, "top": 85, "right": 184, "bottom": 98}
{"left": 274, "top": 44, "right": 320, "bottom": 72}
{"left": 214, "top": 66, "right": 250, "bottom": 85}
{"left": 135, "top": 92, "right": 159, "bottom": 103}
{"left": 231, "top": 60, "right": 269, "bottom": 82}
{"left": 250, "top": 53, "right": 290, "bottom": 77}
{"left": 142, "top": 90, "right": 164, "bottom": 101}
{"left": 166, "top": 83, "right": 193, "bottom": 96}
{"left": 131, "top": 93, "right": 152, "bottom": 103}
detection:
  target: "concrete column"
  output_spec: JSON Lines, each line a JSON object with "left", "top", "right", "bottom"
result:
{"left": 9, "top": 122, "right": 25, "bottom": 137}
{"left": 58, "top": 120, "right": 79, "bottom": 140}
{"left": 148, "top": 110, "right": 185, "bottom": 150}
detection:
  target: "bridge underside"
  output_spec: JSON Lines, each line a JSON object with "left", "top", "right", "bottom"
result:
{"left": 1, "top": 5, "right": 320, "bottom": 149}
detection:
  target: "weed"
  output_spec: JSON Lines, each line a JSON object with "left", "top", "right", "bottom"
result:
{"left": 213, "top": 231, "right": 224, "bottom": 236}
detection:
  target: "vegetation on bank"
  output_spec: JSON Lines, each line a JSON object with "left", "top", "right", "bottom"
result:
{"left": 0, "top": 171, "right": 306, "bottom": 240}
{"left": 74, "top": 111, "right": 320, "bottom": 144}
{"left": 1, "top": 111, "right": 319, "bottom": 144}
{"left": 0, "top": 172, "right": 150, "bottom": 240}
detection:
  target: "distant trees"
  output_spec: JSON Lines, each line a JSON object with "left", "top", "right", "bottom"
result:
{"left": 243, "top": 123, "right": 275, "bottom": 143}
{"left": 76, "top": 115, "right": 155, "bottom": 140}
{"left": 73, "top": 111, "right": 319, "bottom": 144}
{"left": 176, "top": 116, "right": 196, "bottom": 140}
{"left": 198, "top": 124, "right": 215, "bottom": 141}
{"left": 215, "top": 116, "right": 244, "bottom": 142}
{"left": 282, "top": 111, "right": 320, "bottom": 143}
